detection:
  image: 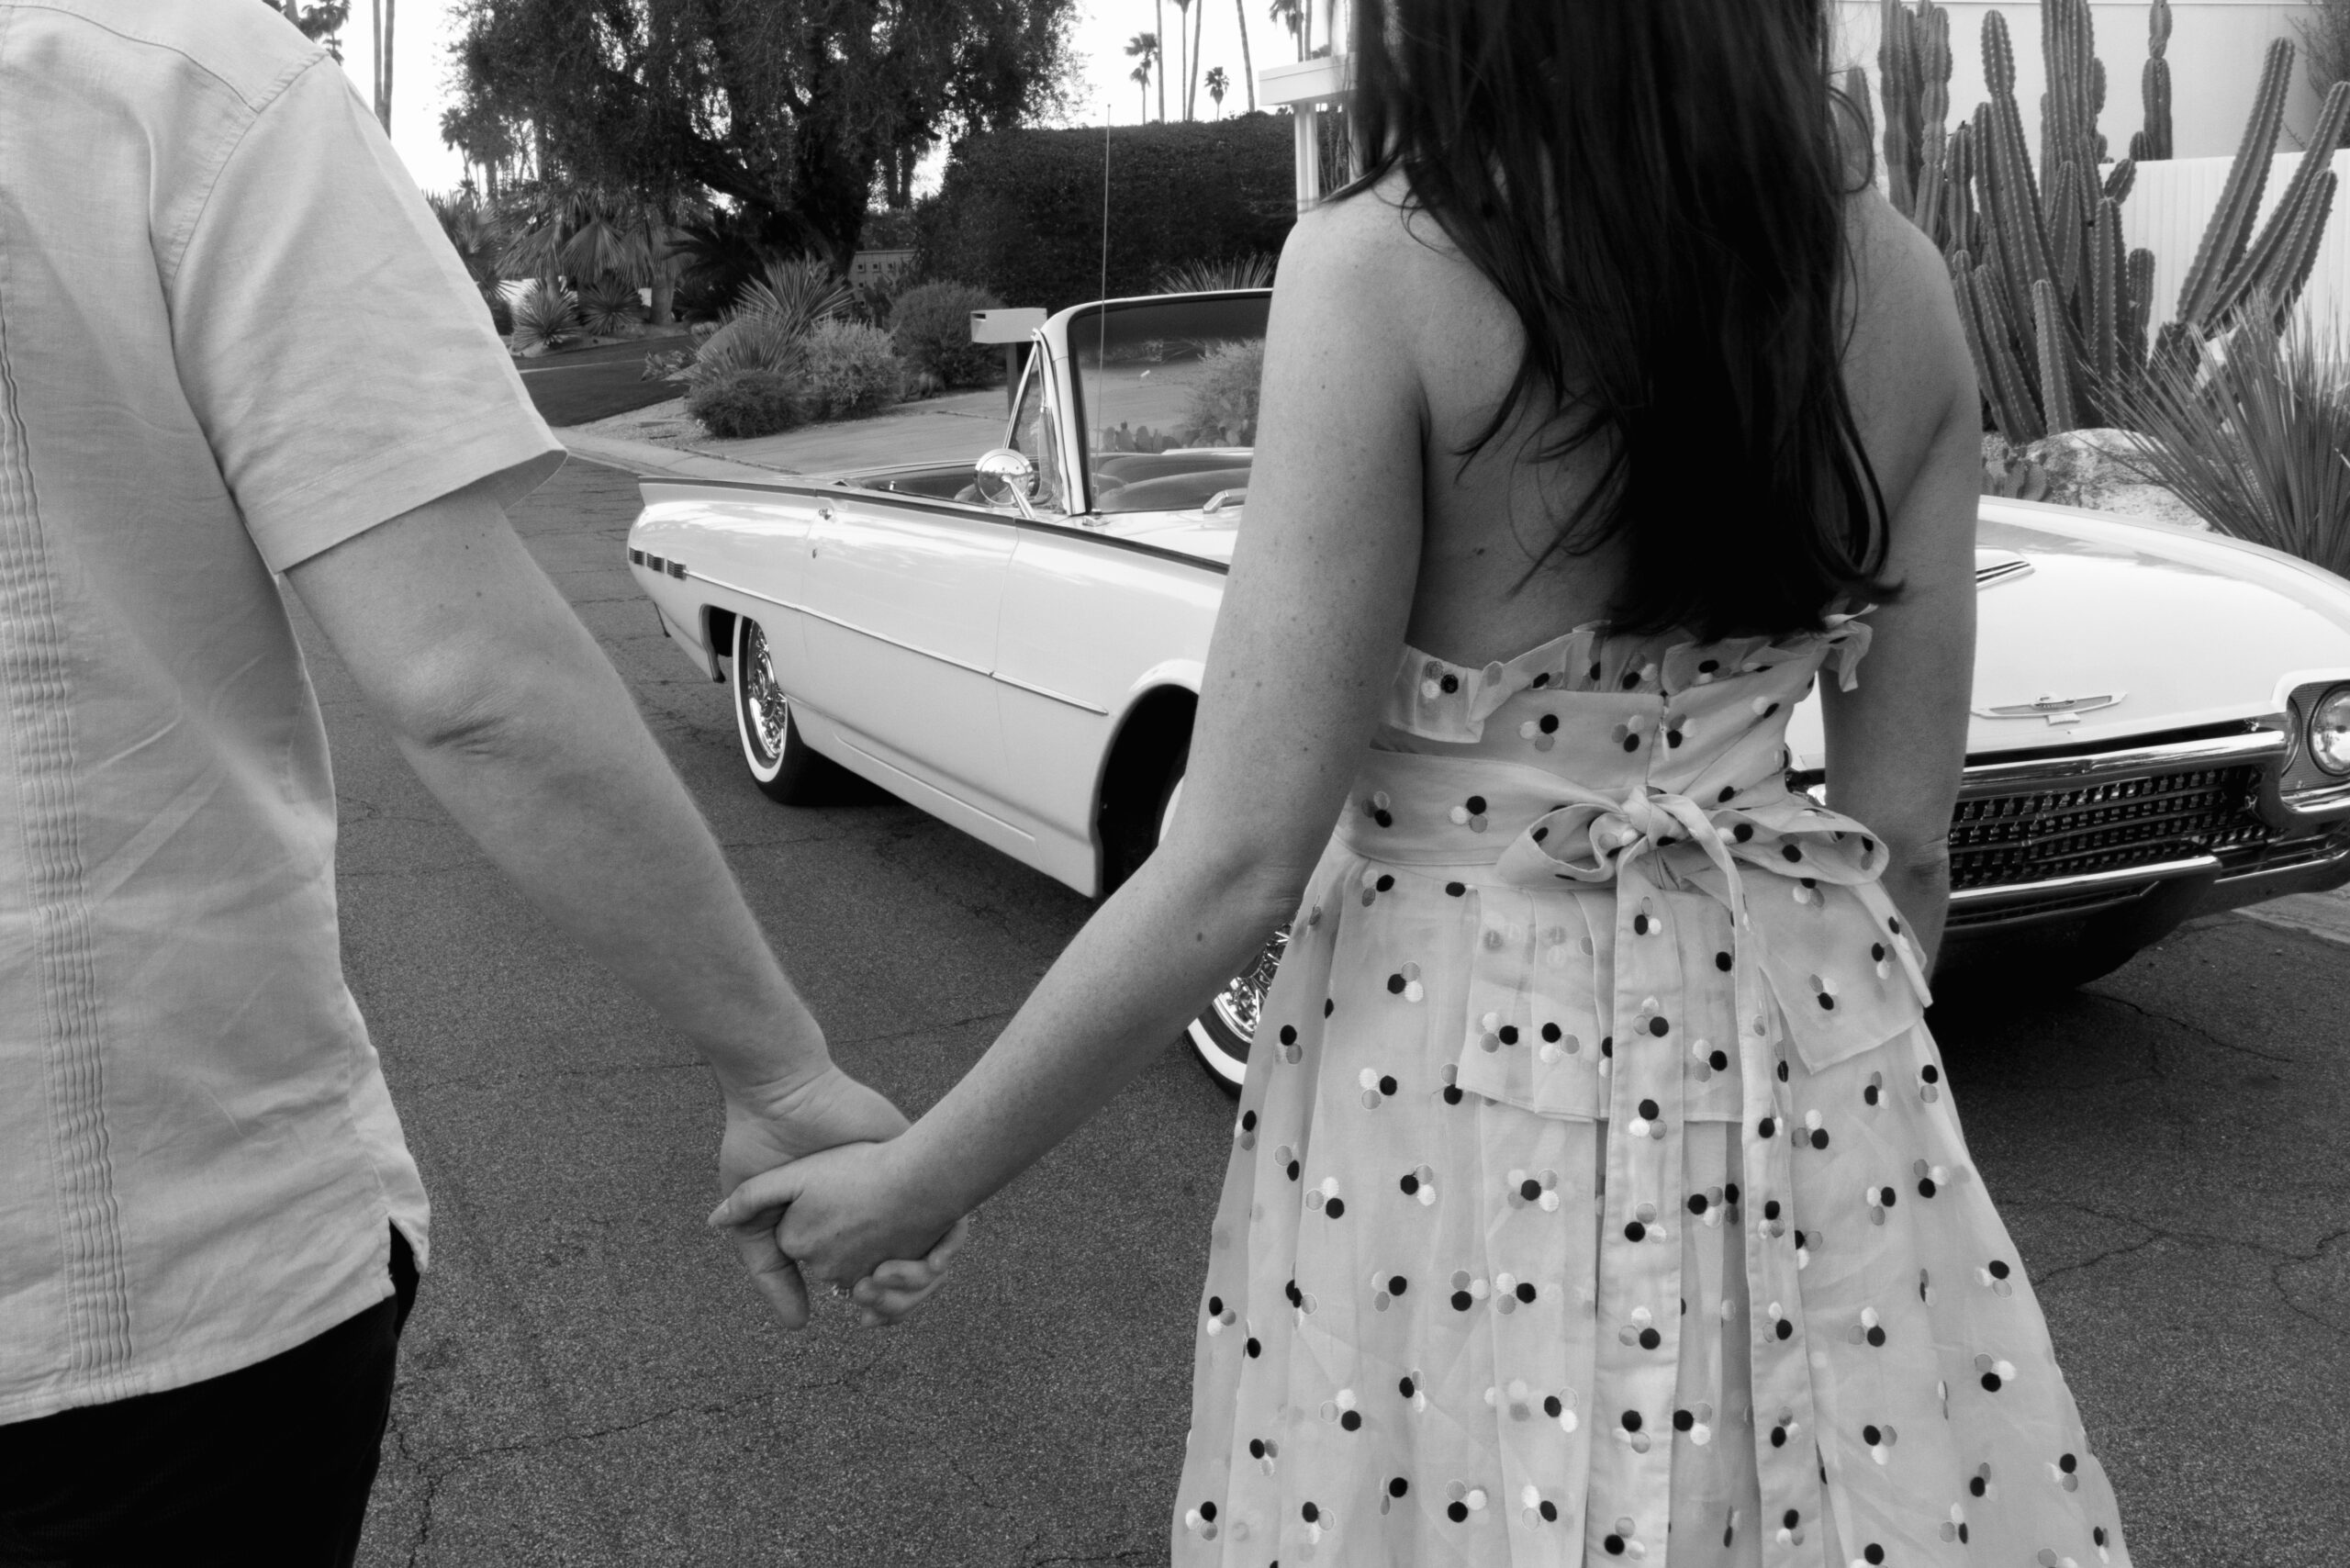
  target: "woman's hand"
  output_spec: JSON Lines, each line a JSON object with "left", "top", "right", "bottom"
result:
{"left": 709, "top": 1137, "right": 967, "bottom": 1327}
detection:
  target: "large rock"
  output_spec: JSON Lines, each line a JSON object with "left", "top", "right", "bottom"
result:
{"left": 2017, "top": 427, "right": 2210, "bottom": 530}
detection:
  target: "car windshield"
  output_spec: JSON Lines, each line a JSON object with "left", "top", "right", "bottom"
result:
{"left": 1067, "top": 292, "right": 1270, "bottom": 516}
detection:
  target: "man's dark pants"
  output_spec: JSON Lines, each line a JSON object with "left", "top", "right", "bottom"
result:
{"left": 0, "top": 1230, "right": 420, "bottom": 1567}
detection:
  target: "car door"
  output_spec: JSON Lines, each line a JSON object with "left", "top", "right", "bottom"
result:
{"left": 798, "top": 492, "right": 1019, "bottom": 813}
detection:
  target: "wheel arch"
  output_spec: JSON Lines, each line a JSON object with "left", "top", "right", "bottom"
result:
{"left": 1095, "top": 682, "right": 1197, "bottom": 892}
{"left": 701, "top": 605, "right": 739, "bottom": 683}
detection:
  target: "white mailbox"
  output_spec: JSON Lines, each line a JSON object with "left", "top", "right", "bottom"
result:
{"left": 969, "top": 308, "right": 1047, "bottom": 344}
{"left": 970, "top": 308, "right": 1048, "bottom": 414}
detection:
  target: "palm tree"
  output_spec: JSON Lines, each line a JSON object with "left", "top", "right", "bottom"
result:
{"left": 1188, "top": 0, "right": 1206, "bottom": 118}
{"left": 1206, "top": 65, "right": 1229, "bottom": 118}
{"left": 1269, "top": 0, "right": 1304, "bottom": 62}
{"left": 498, "top": 184, "right": 710, "bottom": 327}
{"left": 1172, "top": 0, "right": 1192, "bottom": 118}
{"left": 370, "top": 0, "right": 393, "bottom": 131}
{"left": 1234, "top": 0, "right": 1256, "bottom": 108}
{"left": 1125, "top": 31, "right": 1159, "bottom": 120}
{"left": 1155, "top": 0, "right": 1168, "bottom": 119}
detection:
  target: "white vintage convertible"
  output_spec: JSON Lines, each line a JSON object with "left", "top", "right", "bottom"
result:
{"left": 628, "top": 288, "right": 2350, "bottom": 1088}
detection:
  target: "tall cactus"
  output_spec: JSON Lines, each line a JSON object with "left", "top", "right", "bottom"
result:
{"left": 2033, "top": 279, "right": 2081, "bottom": 431}
{"left": 2132, "top": 0, "right": 2174, "bottom": 162}
{"left": 2173, "top": 39, "right": 2294, "bottom": 328}
{"left": 1877, "top": 0, "right": 1954, "bottom": 232}
{"left": 2199, "top": 80, "right": 2350, "bottom": 330}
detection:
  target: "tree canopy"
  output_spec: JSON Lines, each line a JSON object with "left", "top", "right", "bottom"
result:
{"left": 445, "top": 0, "right": 1079, "bottom": 264}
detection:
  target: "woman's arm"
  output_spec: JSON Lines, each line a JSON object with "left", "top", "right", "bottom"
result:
{"left": 1818, "top": 196, "right": 1984, "bottom": 966}
{"left": 722, "top": 196, "right": 1435, "bottom": 1279}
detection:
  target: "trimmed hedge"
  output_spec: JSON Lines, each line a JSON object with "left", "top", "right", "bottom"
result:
{"left": 917, "top": 114, "right": 1297, "bottom": 312}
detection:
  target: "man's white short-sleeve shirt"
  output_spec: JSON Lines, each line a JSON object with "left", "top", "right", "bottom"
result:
{"left": 0, "top": 0, "right": 563, "bottom": 1423}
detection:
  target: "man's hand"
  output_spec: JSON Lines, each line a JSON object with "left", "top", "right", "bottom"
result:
{"left": 716, "top": 1065, "right": 906, "bottom": 1328}
{"left": 710, "top": 1137, "right": 966, "bottom": 1329}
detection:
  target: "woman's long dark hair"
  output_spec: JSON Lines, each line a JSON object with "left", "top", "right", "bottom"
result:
{"left": 1341, "top": 0, "right": 1896, "bottom": 640}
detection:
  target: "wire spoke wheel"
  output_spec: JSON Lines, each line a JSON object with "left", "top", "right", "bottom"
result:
{"left": 732, "top": 613, "right": 848, "bottom": 804}
{"left": 739, "top": 621, "right": 791, "bottom": 767}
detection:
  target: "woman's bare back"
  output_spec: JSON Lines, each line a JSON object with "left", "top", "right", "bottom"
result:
{"left": 1319, "top": 172, "right": 1973, "bottom": 666}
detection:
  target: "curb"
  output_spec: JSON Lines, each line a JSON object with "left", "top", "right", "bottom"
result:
{"left": 556, "top": 428, "right": 795, "bottom": 483}
{"left": 2235, "top": 890, "right": 2350, "bottom": 949}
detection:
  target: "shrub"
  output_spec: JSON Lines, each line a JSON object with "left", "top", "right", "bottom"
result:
{"left": 1154, "top": 252, "right": 1278, "bottom": 294}
{"left": 2110, "top": 307, "right": 2350, "bottom": 575}
{"left": 736, "top": 258, "right": 855, "bottom": 339}
{"left": 687, "top": 368, "right": 807, "bottom": 440}
{"left": 508, "top": 281, "right": 579, "bottom": 353}
{"left": 917, "top": 115, "right": 1296, "bottom": 311}
{"left": 576, "top": 275, "right": 642, "bottom": 336}
{"left": 800, "top": 319, "right": 903, "bottom": 420}
{"left": 642, "top": 347, "right": 695, "bottom": 383}
{"left": 890, "top": 280, "right": 1003, "bottom": 388}
{"left": 1180, "top": 340, "right": 1264, "bottom": 446}
{"left": 482, "top": 285, "right": 513, "bottom": 336}
{"left": 687, "top": 314, "right": 804, "bottom": 386}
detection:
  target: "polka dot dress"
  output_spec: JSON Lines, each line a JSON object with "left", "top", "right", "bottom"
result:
{"left": 1174, "top": 620, "right": 2130, "bottom": 1567}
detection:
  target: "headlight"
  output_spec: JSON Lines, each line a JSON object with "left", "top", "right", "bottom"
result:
{"left": 2311, "top": 686, "right": 2350, "bottom": 776}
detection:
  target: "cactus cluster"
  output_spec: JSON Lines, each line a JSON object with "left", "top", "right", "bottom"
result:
{"left": 1873, "top": 2, "right": 2344, "bottom": 445}
{"left": 1941, "top": 3, "right": 2154, "bottom": 442}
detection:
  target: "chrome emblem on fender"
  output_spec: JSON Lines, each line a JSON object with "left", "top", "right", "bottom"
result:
{"left": 1973, "top": 691, "right": 2127, "bottom": 725}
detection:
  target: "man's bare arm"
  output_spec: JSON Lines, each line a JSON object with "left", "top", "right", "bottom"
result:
{"left": 285, "top": 474, "right": 921, "bottom": 1325}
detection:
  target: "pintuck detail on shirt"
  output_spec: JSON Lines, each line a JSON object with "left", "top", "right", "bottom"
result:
{"left": 0, "top": 308, "right": 134, "bottom": 1394}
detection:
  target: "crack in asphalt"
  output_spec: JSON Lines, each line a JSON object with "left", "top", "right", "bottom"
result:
{"left": 387, "top": 1346, "right": 900, "bottom": 1562}
{"left": 2028, "top": 1226, "right": 2168, "bottom": 1287}
{"left": 386, "top": 1406, "right": 441, "bottom": 1568}
{"left": 2012, "top": 1197, "right": 2350, "bottom": 1322}
{"left": 2087, "top": 991, "right": 2296, "bottom": 1066}
{"left": 2269, "top": 1227, "right": 2350, "bottom": 1338}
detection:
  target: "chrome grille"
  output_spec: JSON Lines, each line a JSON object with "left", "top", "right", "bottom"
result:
{"left": 1949, "top": 765, "right": 2271, "bottom": 890}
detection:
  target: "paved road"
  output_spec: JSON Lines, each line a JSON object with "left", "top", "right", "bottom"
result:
{"left": 517, "top": 334, "right": 693, "bottom": 425}
{"left": 343, "top": 459, "right": 2347, "bottom": 1567}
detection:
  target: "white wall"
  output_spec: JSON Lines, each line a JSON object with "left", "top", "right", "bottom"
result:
{"left": 2123, "top": 148, "right": 2350, "bottom": 324}
{"left": 1832, "top": 3, "right": 2333, "bottom": 162}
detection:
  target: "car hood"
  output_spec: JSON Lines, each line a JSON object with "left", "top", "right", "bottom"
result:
{"left": 1783, "top": 498, "right": 2350, "bottom": 767}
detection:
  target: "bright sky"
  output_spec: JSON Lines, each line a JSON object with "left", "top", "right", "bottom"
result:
{"left": 346, "top": 0, "right": 1298, "bottom": 200}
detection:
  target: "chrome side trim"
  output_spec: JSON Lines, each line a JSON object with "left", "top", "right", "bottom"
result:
{"left": 686, "top": 567, "right": 1112, "bottom": 713}
{"left": 679, "top": 571, "right": 993, "bottom": 679}
{"left": 1955, "top": 728, "right": 2283, "bottom": 794}
{"left": 1948, "top": 855, "right": 2221, "bottom": 907}
{"left": 990, "top": 670, "right": 1111, "bottom": 715}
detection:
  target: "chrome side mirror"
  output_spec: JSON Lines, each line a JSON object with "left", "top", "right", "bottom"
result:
{"left": 974, "top": 448, "right": 1040, "bottom": 520}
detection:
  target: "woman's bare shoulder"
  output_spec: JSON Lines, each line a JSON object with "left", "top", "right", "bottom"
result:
{"left": 1841, "top": 188, "right": 1978, "bottom": 503}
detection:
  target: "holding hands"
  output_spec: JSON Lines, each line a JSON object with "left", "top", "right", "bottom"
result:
{"left": 715, "top": 1063, "right": 967, "bottom": 1328}
{"left": 711, "top": 1129, "right": 966, "bottom": 1328}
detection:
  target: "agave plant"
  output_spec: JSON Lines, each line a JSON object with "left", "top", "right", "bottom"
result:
{"left": 507, "top": 280, "right": 579, "bottom": 353}
{"left": 685, "top": 314, "right": 808, "bottom": 389}
{"left": 2109, "top": 304, "right": 2350, "bottom": 577}
{"left": 735, "top": 258, "right": 855, "bottom": 339}
{"left": 576, "top": 275, "right": 643, "bottom": 337}
{"left": 1153, "top": 252, "right": 1278, "bottom": 294}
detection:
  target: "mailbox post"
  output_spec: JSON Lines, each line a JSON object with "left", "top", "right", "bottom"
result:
{"left": 970, "top": 308, "right": 1047, "bottom": 418}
